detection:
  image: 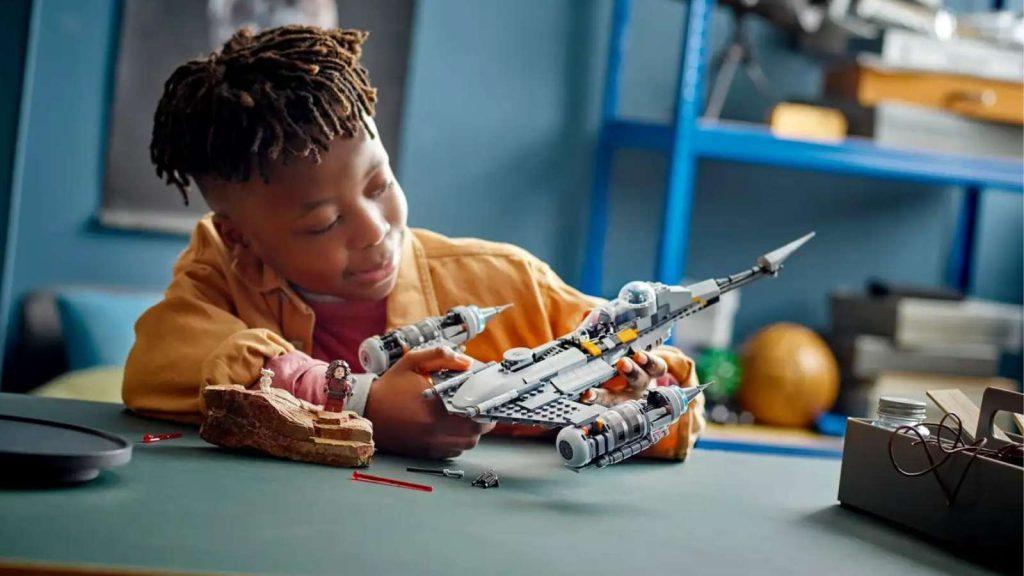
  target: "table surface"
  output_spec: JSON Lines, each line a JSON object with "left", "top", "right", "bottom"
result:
{"left": 0, "top": 394, "right": 1002, "bottom": 576}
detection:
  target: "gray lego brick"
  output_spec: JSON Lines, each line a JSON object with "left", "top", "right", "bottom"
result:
{"left": 550, "top": 359, "right": 616, "bottom": 396}
{"left": 438, "top": 367, "right": 610, "bottom": 427}
{"left": 564, "top": 402, "right": 608, "bottom": 426}
{"left": 482, "top": 390, "right": 607, "bottom": 428}
{"left": 516, "top": 348, "right": 586, "bottom": 388}
{"left": 517, "top": 386, "right": 562, "bottom": 411}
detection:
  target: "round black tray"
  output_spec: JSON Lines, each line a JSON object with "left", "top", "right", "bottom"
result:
{"left": 0, "top": 414, "right": 132, "bottom": 485}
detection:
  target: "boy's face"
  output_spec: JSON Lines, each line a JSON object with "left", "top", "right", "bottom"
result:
{"left": 204, "top": 122, "right": 408, "bottom": 301}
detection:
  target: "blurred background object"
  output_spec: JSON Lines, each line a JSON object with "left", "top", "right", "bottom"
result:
{"left": 208, "top": 0, "right": 339, "bottom": 47}
{"left": 737, "top": 322, "right": 840, "bottom": 427}
{"left": 102, "top": 0, "right": 412, "bottom": 234}
{"left": 673, "top": 282, "right": 741, "bottom": 353}
{"left": 828, "top": 278, "right": 1023, "bottom": 418}
{"left": 3, "top": 288, "right": 161, "bottom": 394}
{"left": 705, "top": 0, "right": 828, "bottom": 118}
{"left": 697, "top": 348, "right": 744, "bottom": 405}
{"left": 768, "top": 102, "right": 848, "bottom": 140}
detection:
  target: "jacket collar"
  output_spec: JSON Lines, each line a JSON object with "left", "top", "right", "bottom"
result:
{"left": 230, "top": 249, "right": 290, "bottom": 294}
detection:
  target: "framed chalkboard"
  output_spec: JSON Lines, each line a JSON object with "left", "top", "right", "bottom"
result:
{"left": 101, "top": 0, "right": 415, "bottom": 234}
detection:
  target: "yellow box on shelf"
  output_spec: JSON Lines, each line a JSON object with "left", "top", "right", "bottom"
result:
{"left": 769, "top": 103, "right": 848, "bottom": 142}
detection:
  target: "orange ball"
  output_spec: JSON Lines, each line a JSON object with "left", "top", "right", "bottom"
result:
{"left": 738, "top": 323, "right": 839, "bottom": 428}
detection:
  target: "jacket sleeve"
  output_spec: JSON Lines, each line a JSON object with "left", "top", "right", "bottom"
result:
{"left": 528, "top": 257, "right": 706, "bottom": 460}
{"left": 122, "top": 238, "right": 295, "bottom": 424}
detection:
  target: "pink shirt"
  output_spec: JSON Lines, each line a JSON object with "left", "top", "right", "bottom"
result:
{"left": 262, "top": 296, "right": 387, "bottom": 412}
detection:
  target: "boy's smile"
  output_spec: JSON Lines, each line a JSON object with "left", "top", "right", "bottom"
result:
{"left": 202, "top": 119, "right": 408, "bottom": 301}
{"left": 345, "top": 253, "right": 399, "bottom": 285}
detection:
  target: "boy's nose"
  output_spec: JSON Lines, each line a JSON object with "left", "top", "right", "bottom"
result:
{"left": 348, "top": 207, "right": 390, "bottom": 249}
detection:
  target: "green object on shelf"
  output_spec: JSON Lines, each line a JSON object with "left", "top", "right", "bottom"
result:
{"left": 696, "top": 348, "right": 742, "bottom": 403}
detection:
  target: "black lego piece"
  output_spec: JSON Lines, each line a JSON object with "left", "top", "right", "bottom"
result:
{"left": 471, "top": 470, "right": 499, "bottom": 489}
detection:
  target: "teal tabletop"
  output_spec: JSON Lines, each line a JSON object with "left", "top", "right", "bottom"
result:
{"left": 0, "top": 394, "right": 1000, "bottom": 575}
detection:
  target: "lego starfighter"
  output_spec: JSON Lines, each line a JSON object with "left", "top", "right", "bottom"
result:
{"left": 360, "top": 233, "right": 815, "bottom": 469}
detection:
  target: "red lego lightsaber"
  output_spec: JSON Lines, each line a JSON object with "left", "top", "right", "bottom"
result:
{"left": 351, "top": 470, "right": 433, "bottom": 493}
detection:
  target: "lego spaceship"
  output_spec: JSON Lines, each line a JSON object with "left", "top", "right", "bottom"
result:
{"left": 361, "top": 232, "right": 815, "bottom": 469}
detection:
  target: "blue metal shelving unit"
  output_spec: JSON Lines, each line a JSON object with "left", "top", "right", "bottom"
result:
{"left": 582, "top": 0, "right": 1024, "bottom": 295}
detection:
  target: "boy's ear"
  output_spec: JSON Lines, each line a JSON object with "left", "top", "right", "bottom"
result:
{"left": 212, "top": 213, "right": 250, "bottom": 253}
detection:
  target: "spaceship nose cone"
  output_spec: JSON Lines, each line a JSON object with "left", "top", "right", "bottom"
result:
{"left": 685, "top": 382, "right": 713, "bottom": 403}
{"left": 756, "top": 231, "right": 814, "bottom": 273}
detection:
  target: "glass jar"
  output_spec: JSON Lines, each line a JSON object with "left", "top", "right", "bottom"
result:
{"left": 871, "top": 396, "right": 930, "bottom": 439}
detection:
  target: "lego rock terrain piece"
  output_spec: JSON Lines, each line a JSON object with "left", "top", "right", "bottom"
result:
{"left": 200, "top": 384, "right": 374, "bottom": 467}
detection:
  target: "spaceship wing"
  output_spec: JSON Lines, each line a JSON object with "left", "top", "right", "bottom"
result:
{"left": 437, "top": 358, "right": 617, "bottom": 427}
{"left": 475, "top": 396, "right": 608, "bottom": 428}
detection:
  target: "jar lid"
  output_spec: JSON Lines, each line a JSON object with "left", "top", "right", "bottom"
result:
{"left": 878, "top": 396, "right": 927, "bottom": 418}
{"left": 879, "top": 396, "right": 926, "bottom": 409}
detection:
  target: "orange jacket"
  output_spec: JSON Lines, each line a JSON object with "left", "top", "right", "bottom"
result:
{"left": 123, "top": 216, "right": 705, "bottom": 460}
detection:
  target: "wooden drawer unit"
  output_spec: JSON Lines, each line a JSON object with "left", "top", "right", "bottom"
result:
{"left": 827, "top": 64, "right": 1023, "bottom": 125}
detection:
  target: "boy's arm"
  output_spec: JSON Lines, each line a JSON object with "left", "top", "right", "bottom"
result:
{"left": 528, "top": 258, "right": 706, "bottom": 460}
{"left": 123, "top": 246, "right": 294, "bottom": 423}
{"left": 262, "top": 352, "right": 375, "bottom": 415}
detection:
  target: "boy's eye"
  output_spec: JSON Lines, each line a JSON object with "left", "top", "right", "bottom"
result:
{"left": 309, "top": 216, "right": 341, "bottom": 235}
{"left": 370, "top": 180, "right": 394, "bottom": 199}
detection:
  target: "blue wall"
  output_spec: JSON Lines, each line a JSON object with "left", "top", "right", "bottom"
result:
{"left": 1, "top": 0, "right": 1020, "bottom": 375}
{"left": 1, "top": 0, "right": 187, "bottom": 360}
{"left": 0, "top": 0, "right": 31, "bottom": 287}
{"left": 974, "top": 190, "right": 1024, "bottom": 303}
{"left": 399, "top": 0, "right": 604, "bottom": 277}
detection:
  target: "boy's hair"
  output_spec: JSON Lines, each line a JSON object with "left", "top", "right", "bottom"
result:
{"left": 150, "top": 25, "right": 377, "bottom": 204}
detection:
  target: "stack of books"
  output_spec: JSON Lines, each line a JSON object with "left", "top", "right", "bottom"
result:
{"left": 829, "top": 290, "right": 1022, "bottom": 418}
{"left": 825, "top": 28, "right": 1023, "bottom": 159}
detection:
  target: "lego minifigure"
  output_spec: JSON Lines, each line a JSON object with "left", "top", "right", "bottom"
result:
{"left": 258, "top": 368, "right": 274, "bottom": 392}
{"left": 323, "top": 360, "right": 354, "bottom": 413}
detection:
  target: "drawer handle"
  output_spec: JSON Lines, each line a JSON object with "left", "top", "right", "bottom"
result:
{"left": 945, "top": 89, "right": 997, "bottom": 108}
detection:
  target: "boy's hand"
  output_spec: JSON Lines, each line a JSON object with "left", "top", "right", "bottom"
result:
{"left": 584, "top": 351, "right": 668, "bottom": 407}
{"left": 363, "top": 347, "right": 495, "bottom": 459}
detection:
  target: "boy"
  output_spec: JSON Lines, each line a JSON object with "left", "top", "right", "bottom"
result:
{"left": 124, "top": 25, "right": 704, "bottom": 460}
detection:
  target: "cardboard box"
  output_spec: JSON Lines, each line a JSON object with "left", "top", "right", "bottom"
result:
{"left": 837, "top": 389, "right": 1022, "bottom": 558}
